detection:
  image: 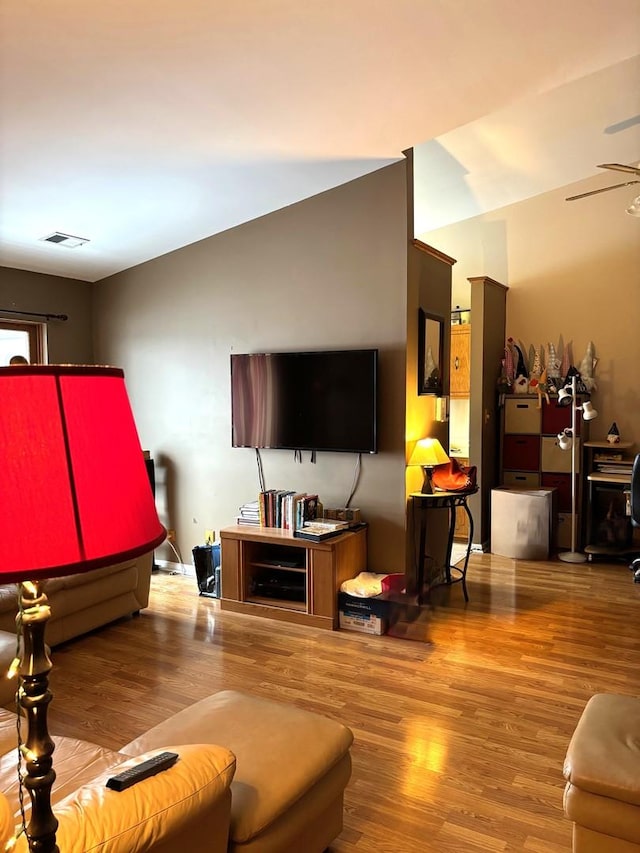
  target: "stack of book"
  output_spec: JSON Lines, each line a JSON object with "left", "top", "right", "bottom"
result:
{"left": 593, "top": 455, "right": 633, "bottom": 476}
{"left": 594, "top": 462, "right": 633, "bottom": 476}
{"left": 258, "top": 490, "right": 321, "bottom": 531}
{"left": 594, "top": 451, "right": 625, "bottom": 463}
{"left": 294, "top": 518, "right": 350, "bottom": 542}
{"left": 236, "top": 500, "right": 260, "bottom": 526}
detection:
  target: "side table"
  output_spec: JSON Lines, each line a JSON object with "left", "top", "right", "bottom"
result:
{"left": 410, "top": 488, "right": 477, "bottom": 603}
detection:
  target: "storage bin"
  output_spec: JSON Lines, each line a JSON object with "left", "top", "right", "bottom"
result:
{"left": 503, "top": 434, "right": 541, "bottom": 471}
{"left": 503, "top": 471, "right": 541, "bottom": 488}
{"left": 555, "top": 512, "right": 572, "bottom": 549}
{"left": 541, "top": 436, "right": 580, "bottom": 473}
{"left": 541, "top": 399, "right": 584, "bottom": 435}
{"left": 541, "top": 473, "right": 572, "bottom": 512}
{"left": 504, "top": 398, "right": 541, "bottom": 434}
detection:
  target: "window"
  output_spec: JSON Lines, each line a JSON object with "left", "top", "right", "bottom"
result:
{"left": 0, "top": 320, "right": 46, "bottom": 365}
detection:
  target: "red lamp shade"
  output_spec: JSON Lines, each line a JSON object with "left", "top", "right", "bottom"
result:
{"left": 0, "top": 365, "right": 166, "bottom": 582}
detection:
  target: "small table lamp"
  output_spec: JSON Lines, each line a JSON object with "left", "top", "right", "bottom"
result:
{"left": 0, "top": 365, "right": 166, "bottom": 852}
{"left": 409, "top": 438, "right": 450, "bottom": 493}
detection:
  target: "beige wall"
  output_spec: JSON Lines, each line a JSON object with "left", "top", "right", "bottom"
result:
{"left": 422, "top": 174, "right": 640, "bottom": 446}
{"left": 0, "top": 267, "right": 93, "bottom": 363}
{"left": 93, "top": 163, "right": 409, "bottom": 572}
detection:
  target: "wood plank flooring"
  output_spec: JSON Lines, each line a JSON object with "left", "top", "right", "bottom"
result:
{"left": 44, "top": 553, "right": 640, "bottom": 852}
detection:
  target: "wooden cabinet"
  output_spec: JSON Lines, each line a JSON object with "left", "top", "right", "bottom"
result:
{"left": 499, "top": 395, "right": 589, "bottom": 550}
{"left": 219, "top": 525, "right": 367, "bottom": 630}
{"left": 450, "top": 325, "right": 471, "bottom": 398}
{"left": 453, "top": 457, "right": 471, "bottom": 540}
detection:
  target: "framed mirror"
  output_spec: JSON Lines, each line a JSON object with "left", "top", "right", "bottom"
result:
{"left": 418, "top": 309, "right": 443, "bottom": 396}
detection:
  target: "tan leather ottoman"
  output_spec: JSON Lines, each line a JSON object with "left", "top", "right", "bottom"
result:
{"left": 122, "top": 690, "right": 354, "bottom": 853}
{"left": 563, "top": 693, "right": 640, "bottom": 852}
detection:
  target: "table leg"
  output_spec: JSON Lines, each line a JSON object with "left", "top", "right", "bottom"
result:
{"left": 417, "top": 506, "right": 427, "bottom": 604}
{"left": 458, "top": 500, "right": 474, "bottom": 602}
{"left": 444, "top": 502, "right": 456, "bottom": 585}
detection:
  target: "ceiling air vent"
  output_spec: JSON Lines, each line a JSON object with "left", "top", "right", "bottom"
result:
{"left": 39, "top": 232, "right": 90, "bottom": 249}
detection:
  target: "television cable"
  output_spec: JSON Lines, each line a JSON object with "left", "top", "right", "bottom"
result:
{"left": 256, "top": 448, "right": 266, "bottom": 493}
{"left": 344, "top": 453, "right": 362, "bottom": 508}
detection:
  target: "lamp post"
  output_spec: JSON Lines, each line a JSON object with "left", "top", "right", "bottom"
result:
{"left": 0, "top": 365, "right": 166, "bottom": 852}
{"left": 557, "top": 375, "right": 598, "bottom": 563}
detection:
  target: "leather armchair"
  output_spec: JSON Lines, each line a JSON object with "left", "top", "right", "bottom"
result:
{"left": 0, "top": 689, "right": 353, "bottom": 852}
{"left": 0, "top": 711, "right": 236, "bottom": 853}
{"left": 563, "top": 693, "right": 640, "bottom": 851}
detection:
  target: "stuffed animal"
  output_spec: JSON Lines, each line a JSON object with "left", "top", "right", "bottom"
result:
{"left": 578, "top": 342, "right": 597, "bottom": 391}
{"left": 531, "top": 368, "right": 550, "bottom": 409}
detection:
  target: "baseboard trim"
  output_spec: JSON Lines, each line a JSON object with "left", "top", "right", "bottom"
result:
{"left": 155, "top": 559, "right": 195, "bottom": 577}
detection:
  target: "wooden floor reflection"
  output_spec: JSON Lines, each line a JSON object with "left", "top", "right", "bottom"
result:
{"left": 45, "top": 553, "right": 640, "bottom": 852}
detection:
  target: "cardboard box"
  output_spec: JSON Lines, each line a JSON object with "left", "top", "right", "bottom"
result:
{"left": 338, "top": 592, "right": 388, "bottom": 635}
{"left": 491, "top": 487, "right": 556, "bottom": 560}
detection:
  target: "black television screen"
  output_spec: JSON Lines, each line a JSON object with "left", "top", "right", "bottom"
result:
{"left": 231, "top": 349, "right": 378, "bottom": 454}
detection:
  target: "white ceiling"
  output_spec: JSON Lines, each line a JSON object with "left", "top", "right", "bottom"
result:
{"left": 414, "top": 56, "right": 640, "bottom": 233}
{"left": 0, "top": 0, "right": 639, "bottom": 283}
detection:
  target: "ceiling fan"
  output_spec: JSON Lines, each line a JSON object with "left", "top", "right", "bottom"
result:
{"left": 566, "top": 163, "right": 640, "bottom": 212}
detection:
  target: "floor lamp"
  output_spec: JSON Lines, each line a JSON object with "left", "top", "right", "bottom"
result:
{"left": 557, "top": 375, "right": 598, "bottom": 563}
{"left": 0, "top": 365, "right": 166, "bottom": 853}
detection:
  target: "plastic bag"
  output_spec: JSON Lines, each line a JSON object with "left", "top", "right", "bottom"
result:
{"left": 341, "top": 572, "right": 398, "bottom": 598}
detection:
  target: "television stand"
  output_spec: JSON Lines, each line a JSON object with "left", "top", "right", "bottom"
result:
{"left": 219, "top": 525, "right": 367, "bottom": 629}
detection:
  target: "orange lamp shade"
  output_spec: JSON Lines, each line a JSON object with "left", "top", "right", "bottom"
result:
{"left": 0, "top": 365, "right": 166, "bottom": 582}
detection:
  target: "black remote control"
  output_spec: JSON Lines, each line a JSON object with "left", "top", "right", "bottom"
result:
{"left": 106, "top": 751, "right": 179, "bottom": 792}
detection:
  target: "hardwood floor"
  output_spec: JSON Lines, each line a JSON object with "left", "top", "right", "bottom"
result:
{"left": 45, "top": 554, "right": 640, "bottom": 852}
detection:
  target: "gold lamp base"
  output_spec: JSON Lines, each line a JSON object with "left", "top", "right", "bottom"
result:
{"left": 16, "top": 581, "right": 59, "bottom": 853}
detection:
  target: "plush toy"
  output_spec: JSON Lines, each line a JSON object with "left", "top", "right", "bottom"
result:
{"left": 504, "top": 342, "right": 515, "bottom": 386}
{"left": 547, "top": 342, "right": 561, "bottom": 378}
{"left": 497, "top": 358, "right": 510, "bottom": 406}
{"left": 531, "top": 368, "right": 550, "bottom": 409}
{"left": 560, "top": 341, "right": 572, "bottom": 385}
{"left": 578, "top": 342, "right": 597, "bottom": 391}
{"left": 513, "top": 375, "right": 529, "bottom": 394}
{"left": 512, "top": 341, "right": 529, "bottom": 392}
{"left": 607, "top": 422, "right": 621, "bottom": 444}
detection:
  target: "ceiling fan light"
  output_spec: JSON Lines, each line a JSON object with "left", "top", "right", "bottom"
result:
{"left": 626, "top": 195, "right": 640, "bottom": 217}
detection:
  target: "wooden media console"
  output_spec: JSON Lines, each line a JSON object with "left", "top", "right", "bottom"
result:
{"left": 219, "top": 524, "right": 367, "bottom": 629}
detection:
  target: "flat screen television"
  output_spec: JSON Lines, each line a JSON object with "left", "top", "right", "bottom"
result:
{"left": 231, "top": 349, "right": 378, "bottom": 454}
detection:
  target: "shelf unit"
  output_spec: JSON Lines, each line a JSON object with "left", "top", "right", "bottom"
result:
{"left": 499, "top": 394, "right": 590, "bottom": 550}
{"left": 219, "top": 525, "right": 367, "bottom": 629}
{"left": 583, "top": 441, "right": 638, "bottom": 561}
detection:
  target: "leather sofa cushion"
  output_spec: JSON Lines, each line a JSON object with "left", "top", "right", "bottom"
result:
{"left": 564, "top": 694, "right": 640, "bottom": 805}
{"left": 0, "top": 559, "right": 141, "bottom": 618}
{"left": 122, "top": 689, "right": 353, "bottom": 845}
{"left": 0, "top": 743, "right": 236, "bottom": 853}
{"left": 0, "top": 734, "right": 126, "bottom": 817}
{"left": 564, "top": 783, "right": 640, "bottom": 846}
{"left": 0, "top": 711, "right": 19, "bottom": 765}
